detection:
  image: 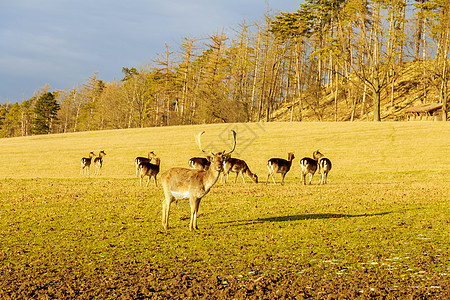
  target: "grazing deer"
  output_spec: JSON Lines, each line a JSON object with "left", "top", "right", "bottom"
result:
{"left": 313, "top": 151, "right": 332, "bottom": 184}
{"left": 266, "top": 152, "right": 295, "bottom": 185}
{"left": 222, "top": 158, "right": 258, "bottom": 183}
{"left": 299, "top": 151, "right": 320, "bottom": 185}
{"left": 80, "top": 152, "right": 96, "bottom": 175}
{"left": 135, "top": 151, "right": 156, "bottom": 177}
{"left": 188, "top": 156, "right": 211, "bottom": 170}
{"left": 139, "top": 158, "right": 161, "bottom": 187}
{"left": 93, "top": 150, "right": 106, "bottom": 175}
{"left": 161, "top": 130, "right": 236, "bottom": 231}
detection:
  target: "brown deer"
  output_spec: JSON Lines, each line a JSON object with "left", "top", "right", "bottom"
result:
{"left": 135, "top": 151, "right": 156, "bottom": 177}
{"left": 161, "top": 130, "right": 236, "bottom": 231}
{"left": 80, "top": 152, "right": 96, "bottom": 175}
{"left": 313, "top": 151, "right": 332, "bottom": 184}
{"left": 222, "top": 158, "right": 258, "bottom": 183}
{"left": 188, "top": 156, "right": 211, "bottom": 170}
{"left": 93, "top": 150, "right": 106, "bottom": 175}
{"left": 266, "top": 152, "right": 295, "bottom": 185}
{"left": 299, "top": 151, "right": 321, "bottom": 185}
{"left": 139, "top": 158, "right": 161, "bottom": 187}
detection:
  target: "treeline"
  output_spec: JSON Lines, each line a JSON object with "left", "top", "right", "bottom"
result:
{"left": 1, "top": 0, "right": 449, "bottom": 137}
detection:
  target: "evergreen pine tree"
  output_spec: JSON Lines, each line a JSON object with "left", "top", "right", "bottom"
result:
{"left": 31, "top": 92, "right": 60, "bottom": 134}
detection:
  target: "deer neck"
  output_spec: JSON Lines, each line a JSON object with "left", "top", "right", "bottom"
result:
{"left": 203, "top": 167, "right": 222, "bottom": 190}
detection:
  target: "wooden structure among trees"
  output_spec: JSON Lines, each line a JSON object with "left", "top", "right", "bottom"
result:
{"left": 403, "top": 103, "right": 444, "bottom": 121}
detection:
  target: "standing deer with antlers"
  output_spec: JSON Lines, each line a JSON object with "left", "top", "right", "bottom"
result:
{"left": 266, "top": 152, "right": 295, "bottom": 185}
{"left": 222, "top": 158, "right": 258, "bottom": 183}
{"left": 161, "top": 130, "right": 236, "bottom": 231}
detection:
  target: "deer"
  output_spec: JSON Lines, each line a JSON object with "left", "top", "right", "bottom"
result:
{"left": 188, "top": 156, "right": 211, "bottom": 170}
{"left": 93, "top": 150, "right": 106, "bottom": 175}
{"left": 266, "top": 152, "right": 295, "bottom": 185}
{"left": 222, "top": 158, "right": 258, "bottom": 184}
{"left": 299, "top": 151, "right": 320, "bottom": 185}
{"left": 135, "top": 151, "right": 156, "bottom": 177}
{"left": 161, "top": 130, "right": 236, "bottom": 231}
{"left": 313, "top": 150, "right": 332, "bottom": 185}
{"left": 139, "top": 158, "right": 161, "bottom": 187}
{"left": 80, "top": 152, "right": 96, "bottom": 175}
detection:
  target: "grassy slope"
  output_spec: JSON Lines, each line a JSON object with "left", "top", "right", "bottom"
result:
{"left": 0, "top": 122, "right": 449, "bottom": 297}
{"left": 0, "top": 122, "right": 448, "bottom": 180}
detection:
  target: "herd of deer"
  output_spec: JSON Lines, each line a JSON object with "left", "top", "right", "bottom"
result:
{"left": 80, "top": 130, "right": 332, "bottom": 231}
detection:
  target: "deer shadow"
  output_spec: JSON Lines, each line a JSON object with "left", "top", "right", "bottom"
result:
{"left": 219, "top": 211, "right": 392, "bottom": 227}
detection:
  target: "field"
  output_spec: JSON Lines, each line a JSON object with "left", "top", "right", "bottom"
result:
{"left": 0, "top": 122, "right": 449, "bottom": 299}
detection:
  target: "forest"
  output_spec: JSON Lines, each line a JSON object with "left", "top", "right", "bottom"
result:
{"left": 0, "top": 0, "right": 449, "bottom": 137}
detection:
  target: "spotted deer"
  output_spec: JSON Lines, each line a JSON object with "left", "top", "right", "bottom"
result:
{"left": 266, "top": 152, "right": 295, "bottom": 185}
{"left": 139, "top": 158, "right": 161, "bottom": 187}
{"left": 161, "top": 130, "right": 236, "bottom": 231}
{"left": 80, "top": 152, "right": 96, "bottom": 175}
{"left": 222, "top": 158, "right": 258, "bottom": 183}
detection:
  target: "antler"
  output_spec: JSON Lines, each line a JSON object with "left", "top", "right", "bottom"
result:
{"left": 196, "top": 131, "right": 209, "bottom": 154}
{"left": 224, "top": 130, "right": 237, "bottom": 155}
{"left": 196, "top": 130, "right": 236, "bottom": 155}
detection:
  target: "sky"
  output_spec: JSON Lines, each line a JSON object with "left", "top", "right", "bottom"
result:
{"left": 0, "top": 0, "right": 301, "bottom": 103}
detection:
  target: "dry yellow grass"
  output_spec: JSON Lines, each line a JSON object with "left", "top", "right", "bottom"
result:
{"left": 0, "top": 121, "right": 448, "bottom": 182}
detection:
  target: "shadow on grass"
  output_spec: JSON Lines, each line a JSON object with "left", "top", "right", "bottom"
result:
{"left": 219, "top": 211, "right": 392, "bottom": 226}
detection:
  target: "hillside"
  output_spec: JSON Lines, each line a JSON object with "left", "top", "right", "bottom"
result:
{"left": 270, "top": 61, "right": 447, "bottom": 122}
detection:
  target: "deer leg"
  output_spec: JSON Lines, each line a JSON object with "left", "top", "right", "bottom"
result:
{"left": 154, "top": 176, "right": 158, "bottom": 187}
{"left": 146, "top": 176, "right": 150, "bottom": 187}
{"left": 308, "top": 174, "right": 313, "bottom": 185}
{"left": 281, "top": 173, "right": 286, "bottom": 185}
{"left": 162, "top": 194, "right": 174, "bottom": 230}
{"left": 189, "top": 198, "right": 201, "bottom": 231}
{"left": 241, "top": 171, "right": 246, "bottom": 183}
{"left": 221, "top": 171, "right": 229, "bottom": 184}
{"left": 234, "top": 172, "right": 239, "bottom": 183}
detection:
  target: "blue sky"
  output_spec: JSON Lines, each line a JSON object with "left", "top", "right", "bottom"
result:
{"left": 0, "top": 0, "right": 301, "bottom": 103}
